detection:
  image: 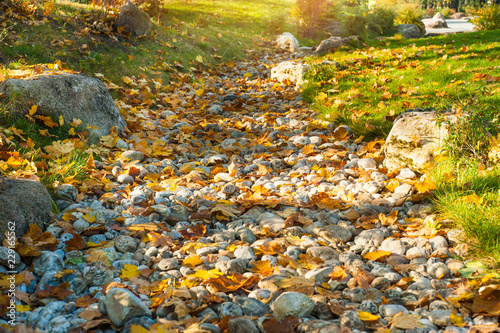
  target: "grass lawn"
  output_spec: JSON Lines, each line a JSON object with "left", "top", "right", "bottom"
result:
{"left": 304, "top": 30, "right": 500, "bottom": 263}
{"left": 303, "top": 31, "right": 500, "bottom": 139}
{"left": 1, "top": 0, "right": 297, "bottom": 84}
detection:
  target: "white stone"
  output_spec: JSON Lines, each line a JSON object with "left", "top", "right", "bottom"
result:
{"left": 384, "top": 111, "right": 456, "bottom": 172}
{"left": 271, "top": 61, "right": 310, "bottom": 87}
{"left": 276, "top": 32, "right": 299, "bottom": 53}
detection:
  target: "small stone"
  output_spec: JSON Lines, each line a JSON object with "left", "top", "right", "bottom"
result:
{"left": 117, "top": 174, "right": 135, "bottom": 185}
{"left": 115, "top": 235, "right": 138, "bottom": 253}
{"left": 379, "top": 237, "right": 406, "bottom": 256}
{"left": 394, "top": 183, "right": 413, "bottom": 195}
{"left": 428, "top": 236, "right": 448, "bottom": 251}
{"left": 228, "top": 317, "right": 259, "bottom": 333}
{"left": 158, "top": 258, "right": 179, "bottom": 271}
{"left": 428, "top": 310, "right": 452, "bottom": 327}
{"left": 0, "top": 247, "right": 20, "bottom": 267}
{"left": 406, "top": 246, "right": 428, "bottom": 260}
{"left": 318, "top": 225, "right": 352, "bottom": 244}
{"left": 306, "top": 246, "right": 340, "bottom": 261}
{"left": 305, "top": 266, "right": 334, "bottom": 283}
{"left": 296, "top": 320, "right": 341, "bottom": 333}
{"left": 340, "top": 311, "right": 364, "bottom": 330}
{"left": 121, "top": 150, "right": 144, "bottom": 162}
{"left": 355, "top": 229, "right": 387, "bottom": 247}
{"left": 358, "top": 158, "right": 377, "bottom": 169}
{"left": 45, "top": 315, "right": 71, "bottom": 333}
{"left": 379, "top": 304, "right": 408, "bottom": 317}
{"left": 33, "top": 251, "right": 64, "bottom": 277}
{"left": 233, "top": 296, "right": 269, "bottom": 316}
{"left": 427, "top": 262, "right": 451, "bottom": 279}
{"left": 217, "top": 302, "right": 243, "bottom": 318}
{"left": 54, "top": 184, "right": 78, "bottom": 201}
{"left": 371, "top": 277, "right": 391, "bottom": 290}
{"left": 105, "top": 288, "right": 151, "bottom": 327}
{"left": 200, "top": 323, "right": 221, "bottom": 333}
{"left": 234, "top": 246, "right": 255, "bottom": 260}
{"left": 272, "top": 291, "right": 315, "bottom": 320}
{"left": 396, "top": 168, "right": 416, "bottom": 179}
{"left": 257, "top": 213, "right": 286, "bottom": 233}
{"left": 360, "top": 300, "right": 379, "bottom": 314}
{"left": 83, "top": 262, "right": 113, "bottom": 286}
{"left": 216, "top": 259, "right": 246, "bottom": 275}
{"left": 115, "top": 139, "right": 129, "bottom": 149}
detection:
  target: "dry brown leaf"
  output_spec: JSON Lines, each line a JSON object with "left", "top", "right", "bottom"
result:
{"left": 391, "top": 313, "right": 424, "bottom": 329}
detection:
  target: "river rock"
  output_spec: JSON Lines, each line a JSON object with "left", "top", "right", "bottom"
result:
{"left": 0, "top": 177, "right": 54, "bottom": 240}
{"left": 116, "top": 0, "right": 153, "bottom": 36}
{"left": 0, "top": 74, "right": 126, "bottom": 139}
{"left": 384, "top": 111, "right": 456, "bottom": 172}
{"left": 272, "top": 292, "right": 315, "bottom": 320}
{"left": 276, "top": 32, "right": 299, "bottom": 53}
{"left": 105, "top": 288, "right": 152, "bottom": 327}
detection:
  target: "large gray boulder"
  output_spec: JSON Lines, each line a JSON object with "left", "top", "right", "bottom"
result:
{"left": 276, "top": 32, "right": 300, "bottom": 53}
{"left": 0, "top": 177, "right": 54, "bottom": 239}
{"left": 0, "top": 74, "right": 126, "bottom": 140}
{"left": 116, "top": 1, "right": 153, "bottom": 36}
{"left": 384, "top": 111, "right": 456, "bottom": 172}
{"left": 396, "top": 24, "right": 424, "bottom": 38}
{"left": 271, "top": 61, "right": 310, "bottom": 88}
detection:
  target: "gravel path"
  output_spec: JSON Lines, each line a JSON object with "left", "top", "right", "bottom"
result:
{"left": 11, "top": 50, "right": 498, "bottom": 333}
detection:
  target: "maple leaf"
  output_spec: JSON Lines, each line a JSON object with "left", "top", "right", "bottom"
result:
{"left": 210, "top": 204, "right": 241, "bottom": 219}
{"left": 34, "top": 115, "right": 58, "bottom": 128}
{"left": 363, "top": 251, "right": 391, "bottom": 262}
{"left": 378, "top": 210, "right": 398, "bottom": 226}
{"left": 354, "top": 269, "right": 375, "bottom": 290}
{"left": 414, "top": 180, "right": 436, "bottom": 194}
{"left": 329, "top": 266, "right": 348, "bottom": 281}
{"left": 461, "top": 193, "right": 483, "bottom": 205}
{"left": 36, "top": 281, "right": 73, "bottom": 300}
{"left": 76, "top": 295, "right": 98, "bottom": 307}
{"left": 121, "top": 264, "right": 140, "bottom": 279}
{"left": 182, "top": 255, "right": 204, "bottom": 268}
{"left": 391, "top": 313, "right": 424, "bottom": 329}
{"left": 86, "top": 250, "right": 112, "bottom": 267}
{"left": 45, "top": 140, "right": 75, "bottom": 158}
{"left": 248, "top": 260, "right": 275, "bottom": 277}
{"left": 359, "top": 311, "right": 380, "bottom": 321}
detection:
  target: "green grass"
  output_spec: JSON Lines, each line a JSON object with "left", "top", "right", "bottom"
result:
{"left": 1, "top": 0, "right": 299, "bottom": 84}
{"left": 303, "top": 30, "right": 500, "bottom": 139}
{"left": 305, "top": 29, "right": 500, "bottom": 264}
{"left": 431, "top": 161, "right": 500, "bottom": 264}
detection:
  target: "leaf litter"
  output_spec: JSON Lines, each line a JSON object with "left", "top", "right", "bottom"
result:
{"left": 0, "top": 6, "right": 499, "bottom": 331}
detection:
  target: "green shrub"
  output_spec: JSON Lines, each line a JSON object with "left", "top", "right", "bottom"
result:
{"left": 367, "top": 7, "right": 396, "bottom": 35}
{"left": 438, "top": 7, "right": 451, "bottom": 17}
{"left": 472, "top": 4, "right": 500, "bottom": 31}
{"left": 341, "top": 5, "right": 396, "bottom": 37}
{"left": 292, "top": 0, "right": 330, "bottom": 37}
{"left": 463, "top": 4, "right": 479, "bottom": 16}
{"left": 395, "top": 3, "right": 425, "bottom": 32}
{"left": 343, "top": 12, "right": 368, "bottom": 36}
